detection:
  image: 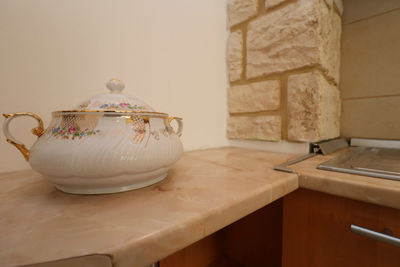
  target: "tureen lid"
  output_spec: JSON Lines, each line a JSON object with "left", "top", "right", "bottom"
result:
{"left": 75, "top": 79, "right": 156, "bottom": 113}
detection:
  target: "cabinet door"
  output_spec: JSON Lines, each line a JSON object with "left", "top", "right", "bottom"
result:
{"left": 282, "top": 189, "right": 400, "bottom": 267}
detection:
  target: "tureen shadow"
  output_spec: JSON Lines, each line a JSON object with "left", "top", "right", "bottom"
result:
{"left": 2, "top": 79, "right": 183, "bottom": 194}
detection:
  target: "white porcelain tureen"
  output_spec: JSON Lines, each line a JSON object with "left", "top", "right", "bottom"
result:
{"left": 3, "top": 79, "right": 183, "bottom": 194}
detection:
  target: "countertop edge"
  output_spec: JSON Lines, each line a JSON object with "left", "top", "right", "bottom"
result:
{"left": 297, "top": 172, "right": 400, "bottom": 210}
{"left": 109, "top": 174, "right": 299, "bottom": 267}
{"left": 290, "top": 150, "right": 400, "bottom": 211}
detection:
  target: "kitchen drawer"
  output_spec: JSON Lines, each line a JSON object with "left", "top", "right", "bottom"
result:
{"left": 282, "top": 189, "right": 400, "bottom": 267}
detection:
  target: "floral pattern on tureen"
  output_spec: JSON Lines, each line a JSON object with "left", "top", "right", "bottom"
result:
{"left": 76, "top": 79, "right": 154, "bottom": 112}
{"left": 51, "top": 126, "right": 100, "bottom": 139}
{"left": 98, "top": 103, "right": 147, "bottom": 110}
{"left": 2, "top": 78, "right": 183, "bottom": 194}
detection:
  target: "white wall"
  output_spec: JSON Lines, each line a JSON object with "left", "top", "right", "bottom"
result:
{"left": 0, "top": 0, "right": 229, "bottom": 173}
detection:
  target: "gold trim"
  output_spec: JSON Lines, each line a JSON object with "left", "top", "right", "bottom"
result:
{"left": 32, "top": 126, "right": 45, "bottom": 137}
{"left": 6, "top": 139, "right": 30, "bottom": 161}
{"left": 52, "top": 110, "right": 168, "bottom": 117}
{"left": 168, "top": 117, "right": 183, "bottom": 137}
{"left": 3, "top": 112, "right": 45, "bottom": 161}
{"left": 3, "top": 112, "right": 45, "bottom": 137}
{"left": 168, "top": 117, "right": 183, "bottom": 123}
{"left": 125, "top": 117, "right": 135, "bottom": 125}
{"left": 125, "top": 116, "right": 150, "bottom": 125}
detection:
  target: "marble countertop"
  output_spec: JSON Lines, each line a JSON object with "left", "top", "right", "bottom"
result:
{"left": 2, "top": 147, "right": 399, "bottom": 267}
{"left": 0, "top": 148, "right": 298, "bottom": 267}
{"left": 291, "top": 148, "right": 400, "bottom": 210}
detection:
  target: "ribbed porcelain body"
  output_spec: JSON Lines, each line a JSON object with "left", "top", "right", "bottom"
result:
{"left": 28, "top": 112, "right": 183, "bottom": 194}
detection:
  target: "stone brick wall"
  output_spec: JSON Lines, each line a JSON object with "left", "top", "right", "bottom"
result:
{"left": 227, "top": 0, "right": 343, "bottom": 143}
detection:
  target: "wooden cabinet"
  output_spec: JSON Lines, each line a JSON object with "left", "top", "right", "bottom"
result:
{"left": 282, "top": 189, "right": 400, "bottom": 267}
{"left": 161, "top": 189, "right": 400, "bottom": 267}
{"left": 160, "top": 199, "right": 283, "bottom": 267}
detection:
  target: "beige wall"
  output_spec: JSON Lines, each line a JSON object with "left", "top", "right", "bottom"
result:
{"left": 0, "top": 0, "right": 228, "bottom": 173}
{"left": 340, "top": 0, "right": 400, "bottom": 139}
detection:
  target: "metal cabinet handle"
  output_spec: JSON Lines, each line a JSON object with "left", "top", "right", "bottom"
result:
{"left": 351, "top": 224, "right": 400, "bottom": 248}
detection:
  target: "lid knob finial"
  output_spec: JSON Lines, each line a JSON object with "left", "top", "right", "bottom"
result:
{"left": 106, "top": 78, "right": 125, "bottom": 93}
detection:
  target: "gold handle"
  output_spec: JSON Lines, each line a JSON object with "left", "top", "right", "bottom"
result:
{"left": 168, "top": 117, "right": 183, "bottom": 137}
{"left": 2, "top": 112, "right": 45, "bottom": 161}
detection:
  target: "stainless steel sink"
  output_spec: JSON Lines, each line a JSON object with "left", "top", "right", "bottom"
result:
{"left": 318, "top": 140, "right": 400, "bottom": 181}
